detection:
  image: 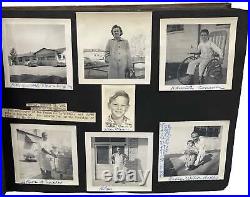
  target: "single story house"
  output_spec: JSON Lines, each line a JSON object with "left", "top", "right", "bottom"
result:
{"left": 13, "top": 47, "right": 66, "bottom": 67}
{"left": 16, "top": 128, "right": 42, "bottom": 161}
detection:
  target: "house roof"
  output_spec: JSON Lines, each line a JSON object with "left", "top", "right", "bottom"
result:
{"left": 17, "top": 129, "right": 42, "bottom": 139}
{"left": 55, "top": 48, "right": 66, "bottom": 53}
{"left": 15, "top": 47, "right": 66, "bottom": 58}
{"left": 34, "top": 47, "right": 66, "bottom": 55}
{"left": 16, "top": 52, "right": 34, "bottom": 58}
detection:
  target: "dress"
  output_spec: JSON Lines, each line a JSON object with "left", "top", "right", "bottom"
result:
{"left": 104, "top": 115, "right": 133, "bottom": 131}
{"left": 36, "top": 140, "right": 52, "bottom": 173}
{"left": 187, "top": 40, "right": 223, "bottom": 77}
{"left": 105, "top": 38, "right": 133, "bottom": 79}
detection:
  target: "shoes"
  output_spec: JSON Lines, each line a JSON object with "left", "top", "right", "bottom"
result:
{"left": 199, "top": 77, "right": 205, "bottom": 84}
{"left": 182, "top": 75, "right": 194, "bottom": 85}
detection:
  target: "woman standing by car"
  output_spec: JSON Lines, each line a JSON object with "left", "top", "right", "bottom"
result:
{"left": 105, "top": 25, "right": 133, "bottom": 79}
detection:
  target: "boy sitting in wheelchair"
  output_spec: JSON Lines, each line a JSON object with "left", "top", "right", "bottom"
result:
{"left": 184, "top": 29, "right": 224, "bottom": 84}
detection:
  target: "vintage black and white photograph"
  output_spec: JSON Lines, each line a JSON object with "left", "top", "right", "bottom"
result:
{"left": 85, "top": 132, "right": 153, "bottom": 192}
{"left": 11, "top": 124, "right": 79, "bottom": 185}
{"left": 158, "top": 121, "right": 230, "bottom": 182}
{"left": 159, "top": 17, "right": 238, "bottom": 91}
{"left": 102, "top": 85, "right": 135, "bottom": 131}
{"left": 76, "top": 12, "right": 152, "bottom": 84}
{"left": 2, "top": 18, "right": 73, "bottom": 90}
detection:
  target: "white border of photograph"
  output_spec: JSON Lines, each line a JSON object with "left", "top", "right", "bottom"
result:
{"left": 76, "top": 12, "right": 152, "bottom": 85}
{"left": 2, "top": 18, "right": 73, "bottom": 90}
{"left": 102, "top": 85, "right": 135, "bottom": 131}
{"left": 85, "top": 132, "right": 153, "bottom": 192}
{"left": 159, "top": 17, "right": 238, "bottom": 91}
{"left": 11, "top": 123, "right": 79, "bottom": 185}
{"left": 158, "top": 120, "right": 230, "bottom": 182}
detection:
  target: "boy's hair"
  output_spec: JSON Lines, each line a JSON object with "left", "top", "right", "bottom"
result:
{"left": 200, "top": 29, "right": 209, "bottom": 36}
{"left": 187, "top": 140, "right": 194, "bottom": 145}
{"left": 191, "top": 131, "right": 199, "bottom": 136}
{"left": 109, "top": 90, "right": 130, "bottom": 105}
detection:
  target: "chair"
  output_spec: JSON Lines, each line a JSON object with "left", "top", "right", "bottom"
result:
{"left": 177, "top": 30, "right": 227, "bottom": 85}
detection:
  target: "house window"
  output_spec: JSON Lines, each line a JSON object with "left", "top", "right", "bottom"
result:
{"left": 95, "top": 137, "right": 126, "bottom": 142}
{"left": 167, "top": 25, "right": 184, "bottom": 33}
{"left": 96, "top": 146, "right": 109, "bottom": 164}
{"left": 95, "top": 137, "right": 110, "bottom": 142}
{"left": 18, "top": 57, "right": 23, "bottom": 62}
{"left": 47, "top": 56, "right": 55, "bottom": 60}
{"left": 38, "top": 57, "right": 45, "bottom": 60}
{"left": 194, "top": 126, "right": 221, "bottom": 137}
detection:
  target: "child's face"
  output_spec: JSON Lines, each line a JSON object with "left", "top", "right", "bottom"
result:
{"left": 200, "top": 32, "right": 209, "bottom": 42}
{"left": 191, "top": 133, "right": 199, "bottom": 142}
{"left": 187, "top": 142, "right": 194, "bottom": 147}
{"left": 109, "top": 96, "right": 129, "bottom": 119}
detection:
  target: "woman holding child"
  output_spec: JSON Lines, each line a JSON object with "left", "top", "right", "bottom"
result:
{"left": 184, "top": 131, "right": 206, "bottom": 170}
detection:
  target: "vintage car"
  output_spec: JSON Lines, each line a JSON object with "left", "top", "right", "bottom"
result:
{"left": 23, "top": 152, "right": 37, "bottom": 162}
{"left": 84, "top": 57, "right": 107, "bottom": 68}
{"left": 24, "top": 59, "right": 38, "bottom": 67}
{"left": 56, "top": 53, "right": 66, "bottom": 67}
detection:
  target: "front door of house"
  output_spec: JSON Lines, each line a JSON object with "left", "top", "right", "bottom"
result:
{"left": 95, "top": 144, "right": 126, "bottom": 180}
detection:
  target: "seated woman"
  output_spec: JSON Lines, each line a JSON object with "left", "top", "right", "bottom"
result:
{"left": 191, "top": 131, "right": 206, "bottom": 166}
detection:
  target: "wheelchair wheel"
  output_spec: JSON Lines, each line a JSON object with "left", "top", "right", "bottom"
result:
{"left": 202, "top": 59, "right": 223, "bottom": 84}
{"left": 125, "top": 67, "right": 136, "bottom": 79}
{"left": 177, "top": 56, "right": 197, "bottom": 85}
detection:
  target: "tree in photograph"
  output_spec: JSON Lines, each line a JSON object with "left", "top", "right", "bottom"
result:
{"left": 9, "top": 48, "right": 17, "bottom": 65}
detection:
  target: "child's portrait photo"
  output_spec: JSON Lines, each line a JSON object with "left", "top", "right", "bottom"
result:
{"left": 159, "top": 17, "right": 238, "bottom": 91}
{"left": 102, "top": 85, "right": 135, "bottom": 131}
{"left": 76, "top": 12, "right": 152, "bottom": 84}
{"left": 158, "top": 121, "right": 230, "bottom": 182}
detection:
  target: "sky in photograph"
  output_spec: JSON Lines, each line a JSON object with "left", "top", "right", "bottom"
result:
{"left": 77, "top": 12, "right": 151, "bottom": 50}
{"left": 5, "top": 24, "right": 66, "bottom": 55}
{"left": 14, "top": 125, "right": 73, "bottom": 148}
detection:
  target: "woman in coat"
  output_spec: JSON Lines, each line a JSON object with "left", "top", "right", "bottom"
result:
{"left": 105, "top": 25, "right": 133, "bottom": 79}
